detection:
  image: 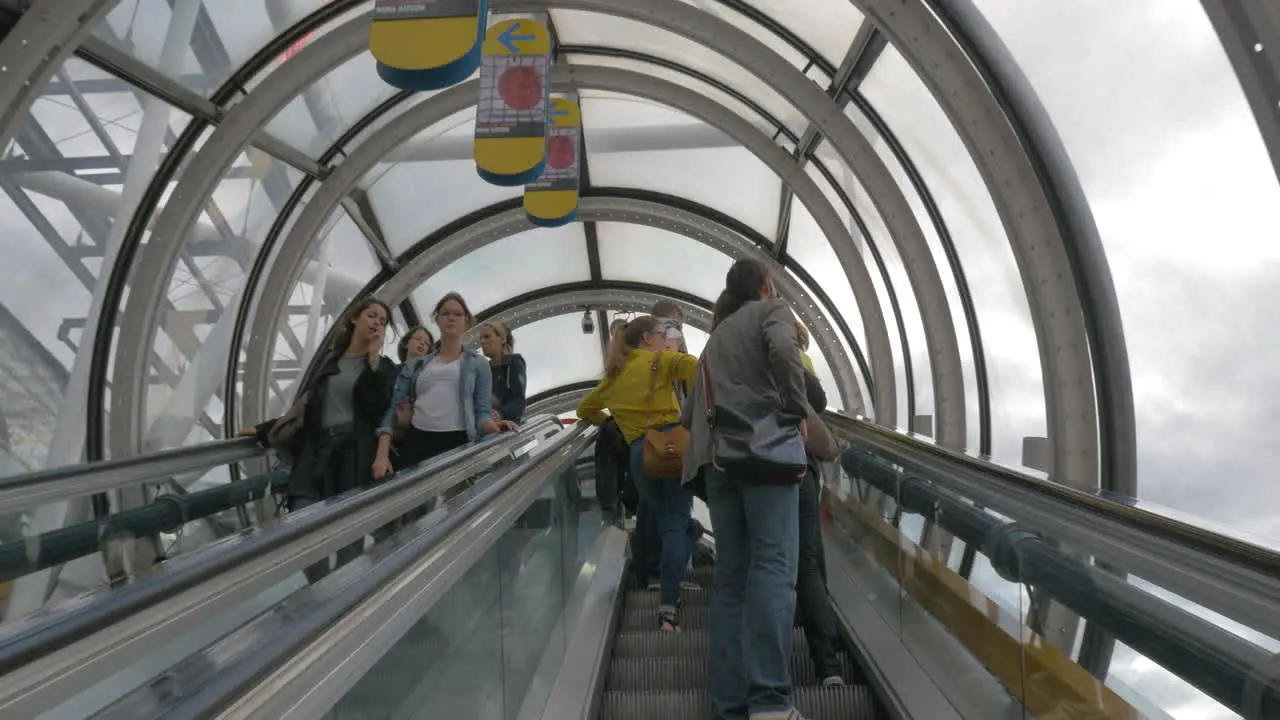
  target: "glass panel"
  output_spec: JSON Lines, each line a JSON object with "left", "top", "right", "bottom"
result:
{"left": 265, "top": 209, "right": 384, "bottom": 414}
{"left": 785, "top": 202, "right": 868, "bottom": 363}
{"left": 408, "top": 225, "right": 592, "bottom": 315}
{"left": 0, "top": 59, "right": 193, "bottom": 475}
{"left": 808, "top": 145, "right": 921, "bottom": 430}
{"left": 331, "top": 466, "right": 592, "bottom": 719}
{"left": 565, "top": 53, "right": 784, "bottom": 135}
{"left": 94, "top": 0, "right": 367, "bottom": 97}
{"left": 259, "top": 51, "right": 403, "bottom": 158}
{"left": 144, "top": 152, "right": 305, "bottom": 450}
{"left": 667, "top": 2, "right": 811, "bottom": 69}
{"left": 366, "top": 114, "right": 519, "bottom": 255}
{"left": 688, "top": 0, "right": 865, "bottom": 70}
{"left": 585, "top": 98, "right": 782, "bottom": 239}
{"left": 596, "top": 223, "right": 733, "bottom": 300}
{"left": 861, "top": 47, "right": 1038, "bottom": 459}
{"left": 511, "top": 315, "right": 604, "bottom": 397}
{"left": 971, "top": 1, "right": 1280, "bottom": 540}
{"left": 550, "top": 10, "right": 807, "bottom": 133}
{"left": 334, "top": 538, "right": 505, "bottom": 717}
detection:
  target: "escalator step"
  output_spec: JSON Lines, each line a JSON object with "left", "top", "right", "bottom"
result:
{"left": 625, "top": 587, "right": 710, "bottom": 608}
{"left": 599, "top": 686, "right": 878, "bottom": 720}
{"left": 622, "top": 605, "right": 711, "bottom": 630}
{"left": 612, "top": 629, "right": 810, "bottom": 659}
{"left": 606, "top": 654, "right": 856, "bottom": 691}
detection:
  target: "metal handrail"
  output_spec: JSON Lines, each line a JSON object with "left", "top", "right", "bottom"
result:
{"left": 0, "top": 437, "right": 264, "bottom": 515}
{"left": 0, "top": 417, "right": 564, "bottom": 717}
{"left": 823, "top": 411, "right": 1280, "bottom": 573}
{"left": 823, "top": 410, "right": 1280, "bottom": 649}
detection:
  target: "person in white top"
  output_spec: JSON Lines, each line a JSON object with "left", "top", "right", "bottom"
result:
{"left": 373, "top": 292, "right": 517, "bottom": 480}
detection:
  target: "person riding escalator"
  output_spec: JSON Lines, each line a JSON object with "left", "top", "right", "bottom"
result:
{"left": 238, "top": 297, "right": 397, "bottom": 584}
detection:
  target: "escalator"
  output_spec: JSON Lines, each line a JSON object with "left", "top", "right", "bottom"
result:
{"left": 0, "top": 411, "right": 1277, "bottom": 719}
{"left": 596, "top": 566, "right": 877, "bottom": 719}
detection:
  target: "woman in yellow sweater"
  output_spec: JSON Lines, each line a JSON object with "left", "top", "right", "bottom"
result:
{"left": 578, "top": 315, "right": 698, "bottom": 631}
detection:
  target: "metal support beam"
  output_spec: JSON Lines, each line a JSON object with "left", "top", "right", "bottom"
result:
{"left": 1201, "top": 0, "right": 1280, "bottom": 187}
{"left": 0, "top": 0, "right": 121, "bottom": 153}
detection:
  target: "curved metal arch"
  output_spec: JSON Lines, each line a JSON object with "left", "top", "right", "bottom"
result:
{"left": 85, "top": 0, "right": 370, "bottom": 463}
{"left": 0, "top": 0, "right": 119, "bottom": 152}
{"left": 117, "top": 0, "right": 981, "bottom": 464}
{"left": 547, "top": 47, "right": 926, "bottom": 447}
{"left": 107, "top": 16, "right": 372, "bottom": 458}
{"left": 239, "top": 61, "right": 887, "bottom": 434}
{"left": 519, "top": 0, "right": 965, "bottom": 450}
{"left": 526, "top": 382, "right": 597, "bottom": 419}
{"left": 474, "top": 281, "right": 715, "bottom": 330}
{"left": 854, "top": 0, "right": 1107, "bottom": 491}
{"left": 372, "top": 196, "right": 865, "bottom": 410}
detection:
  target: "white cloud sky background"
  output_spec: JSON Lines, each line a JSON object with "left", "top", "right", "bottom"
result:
{"left": 1, "top": 1, "right": 1278, "bottom": 718}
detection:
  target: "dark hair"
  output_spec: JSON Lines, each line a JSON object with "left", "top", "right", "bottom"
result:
{"left": 433, "top": 291, "right": 474, "bottom": 329}
{"left": 604, "top": 315, "right": 661, "bottom": 379}
{"left": 397, "top": 325, "right": 434, "bottom": 362}
{"left": 650, "top": 300, "right": 682, "bottom": 321}
{"left": 714, "top": 259, "right": 771, "bottom": 327}
{"left": 333, "top": 297, "right": 391, "bottom": 351}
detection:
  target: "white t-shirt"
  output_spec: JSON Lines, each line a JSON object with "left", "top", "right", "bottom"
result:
{"left": 412, "top": 359, "right": 466, "bottom": 432}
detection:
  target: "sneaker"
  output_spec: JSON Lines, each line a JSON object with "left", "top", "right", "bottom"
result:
{"left": 749, "top": 710, "right": 808, "bottom": 720}
{"left": 657, "top": 609, "right": 680, "bottom": 633}
{"left": 822, "top": 675, "right": 845, "bottom": 687}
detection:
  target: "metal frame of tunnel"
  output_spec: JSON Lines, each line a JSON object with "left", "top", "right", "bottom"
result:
{"left": 0, "top": 0, "right": 1147, "bottom": 676}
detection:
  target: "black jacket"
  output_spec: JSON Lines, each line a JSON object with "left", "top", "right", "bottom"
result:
{"left": 490, "top": 353, "right": 527, "bottom": 423}
{"left": 256, "top": 351, "right": 397, "bottom": 501}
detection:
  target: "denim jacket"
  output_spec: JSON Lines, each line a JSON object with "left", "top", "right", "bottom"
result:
{"left": 377, "top": 348, "right": 493, "bottom": 442}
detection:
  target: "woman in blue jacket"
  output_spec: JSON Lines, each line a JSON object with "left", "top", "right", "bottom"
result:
{"left": 372, "top": 292, "right": 517, "bottom": 480}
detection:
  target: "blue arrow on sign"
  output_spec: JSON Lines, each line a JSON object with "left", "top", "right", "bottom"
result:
{"left": 498, "top": 22, "right": 537, "bottom": 54}
{"left": 548, "top": 107, "right": 570, "bottom": 126}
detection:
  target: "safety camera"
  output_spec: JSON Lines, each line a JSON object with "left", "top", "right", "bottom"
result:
{"left": 581, "top": 308, "right": 595, "bottom": 335}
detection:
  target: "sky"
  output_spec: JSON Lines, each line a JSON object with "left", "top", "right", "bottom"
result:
{"left": 0, "top": 1, "right": 1277, "bottom": 718}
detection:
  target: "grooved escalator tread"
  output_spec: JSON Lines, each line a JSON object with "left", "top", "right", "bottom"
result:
{"left": 622, "top": 604, "right": 712, "bottom": 630}
{"left": 612, "top": 628, "right": 812, "bottom": 659}
{"left": 627, "top": 587, "right": 712, "bottom": 608}
{"left": 606, "top": 654, "right": 856, "bottom": 691}
{"left": 598, "top": 686, "right": 879, "bottom": 720}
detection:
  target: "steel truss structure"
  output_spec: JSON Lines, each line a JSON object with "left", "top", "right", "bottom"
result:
{"left": 3, "top": 0, "right": 1278, "bottom": 685}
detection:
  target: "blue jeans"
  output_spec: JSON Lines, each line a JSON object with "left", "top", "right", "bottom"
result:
{"left": 706, "top": 466, "right": 800, "bottom": 718}
{"left": 629, "top": 432, "right": 694, "bottom": 613}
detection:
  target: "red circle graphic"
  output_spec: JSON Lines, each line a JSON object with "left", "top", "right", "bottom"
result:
{"left": 498, "top": 66, "right": 542, "bottom": 111}
{"left": 547, "top": 135, "right": 575, "bottom": 170}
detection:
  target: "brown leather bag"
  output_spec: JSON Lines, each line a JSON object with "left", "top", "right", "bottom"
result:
{"left": 804, "top": 405, "right": 840, "bottom": 461}
{"left": 641, "top": 352, "right": 689, "bottom": 478}
{"left": 266, "top": 389, "right": 310, "bottom": 453}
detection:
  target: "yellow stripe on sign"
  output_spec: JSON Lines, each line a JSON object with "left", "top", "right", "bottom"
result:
{"left": 524, "top": 189, "right": 579, "bottom": 222}
{"left": 476, "top": 137, "right": 546, "bottom": 177}
{"left": 482, "top": 18, "right": 552, "bottom": 56}
{"left": 370, "top": 16, "right": 480, "bottom": 71}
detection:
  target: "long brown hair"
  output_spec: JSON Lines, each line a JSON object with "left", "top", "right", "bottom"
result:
{"left": 433, "top": 291, "right": 474, "bottom": 329}
{"left": 604, "top": 315, "right": 661, "bottom": 379}
{"left": 713, "top": 259, "right": 771, "bottom": 328}
{"left": 332, "top": 297, "right": 391, "bottom": 352}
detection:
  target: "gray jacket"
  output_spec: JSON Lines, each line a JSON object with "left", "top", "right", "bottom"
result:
{"left": 681, "top": 298, "right": 808, "bottom": 484}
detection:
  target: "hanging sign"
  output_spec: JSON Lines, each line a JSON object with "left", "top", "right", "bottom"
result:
{"left": 474, "top": 17, "right": 553, "bottom": 186}
{"left": 523, "top": 95, "right": 581, "bottom": 228}
{"left": 371, "top": 0, "right": 488, "bottom": 91}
